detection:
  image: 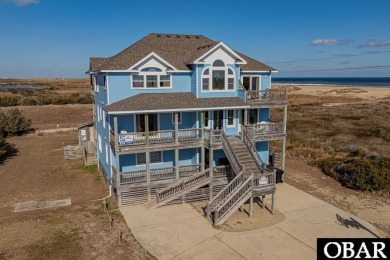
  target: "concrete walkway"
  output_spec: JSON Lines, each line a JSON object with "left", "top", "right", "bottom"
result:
{"left": 120, "top": 184, "right": 382, "bottom": 260}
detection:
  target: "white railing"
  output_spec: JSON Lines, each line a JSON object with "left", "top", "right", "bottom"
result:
{"left": 246, "top": 89, "right": 287, "bottom": 103}
{"left": 251, "top": 122, "right": 284, "bottom": 136}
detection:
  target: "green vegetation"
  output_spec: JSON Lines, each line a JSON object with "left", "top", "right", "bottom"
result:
{"left": 26, "top": 230, "right": 82, "bottom": 260}
{"left": 317, "top": 151, "right": 390, "bottom": 192}
{"left": 0, "top": 108, "right": 32, "bottom": 160}
{"left": 0, "top": 92, "right": 92, "bottom": 107}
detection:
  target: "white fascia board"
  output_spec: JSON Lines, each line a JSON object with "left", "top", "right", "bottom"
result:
{"left": 107, "top": 106, "right": 249, "bottom": 115}
{"left": 100, "top": 69, "right": 190, "bottom": 73}
{"left": 128, "top": 52, "right": 178, "bottom": 71}
{"left": 241, "top": 70, "right": 278, "bottom": 73}
{"left": 193, "top": 42, "right": 247, "bottom": 64}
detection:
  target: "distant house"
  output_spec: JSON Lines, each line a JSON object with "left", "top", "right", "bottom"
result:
{"left": 88, "top": 33, "right": 287, "bottom": 224}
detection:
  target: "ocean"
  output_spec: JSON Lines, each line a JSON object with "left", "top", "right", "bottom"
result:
{"left": 272, "top": 77, "right": 390, "bottom": 88}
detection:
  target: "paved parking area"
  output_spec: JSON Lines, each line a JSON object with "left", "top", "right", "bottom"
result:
{"left": 120, "top": 184, "right": 381, "bottom": 260}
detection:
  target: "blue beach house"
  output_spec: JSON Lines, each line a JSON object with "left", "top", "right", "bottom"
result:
{"left": 88, "top": 33, "right": 287, "bottom": 224}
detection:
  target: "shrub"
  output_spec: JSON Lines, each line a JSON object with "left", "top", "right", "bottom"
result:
{"left": 317, "top": 155, "right": 390, "bottom": 192}
{"left": 0, "top": 108, "right": 32, "bottom": 137}
{"left": 0, "top": 136, "right": 7, "bottom": 158}
{"left": 17, "top": 97, "right": 39, "bottom": 106}
{"left": 0, "top": 95, "right": 20, "bottom": 107}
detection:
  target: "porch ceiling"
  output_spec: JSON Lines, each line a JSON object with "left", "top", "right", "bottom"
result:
{"left": 104, "top": 93, "right": 248, "bottom": 114}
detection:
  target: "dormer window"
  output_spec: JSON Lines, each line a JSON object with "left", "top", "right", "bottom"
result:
{"left": 132, "top": 67, "right": 171, "bottom": 89}
{"left": 202, "top": 60, "right": 235, "bottom": 91}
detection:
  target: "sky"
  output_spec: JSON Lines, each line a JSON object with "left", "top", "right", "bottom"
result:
{"left": 1, "top": 0, "right": 390, "bottom": 78}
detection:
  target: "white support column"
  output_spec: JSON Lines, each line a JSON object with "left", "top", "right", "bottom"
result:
{"left": 201, "top": 112, "right": 205, "bottom": 171}
{"left": 281, "top": 106, "right": 287, "bottom": 171}
{"left": 175, "top": 112, "right": 179, "bottom": 144}
{"left": 114, "top": 115, "right": 121, "bottom": 205}
{"left": 209, "top": 148, "right": 214, "bottom": 200}
{"left": 175, "top": 149, "right": 179, "bottom": 179}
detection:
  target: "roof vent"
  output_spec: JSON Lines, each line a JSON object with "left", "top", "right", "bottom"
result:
{"left": 166, "top": 35, "right": 171, "bottom": 38}
{"left": 186, "top": 35, "right": 190, "bottom": 38}
{"left": 156, "top": 34, "right": 161, "bottom": 37}
{"left": 176, "top": 35, "right": 181, "bottom": 38}
{"left": 195, "top": 36, "right": 199, "bottom": 39}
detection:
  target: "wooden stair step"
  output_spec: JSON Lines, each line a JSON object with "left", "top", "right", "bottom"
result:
{"left": 143, "top": 198, "right": 157, "bottom": 209}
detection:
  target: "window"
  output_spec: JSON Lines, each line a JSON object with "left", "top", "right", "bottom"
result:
{"left": 242, "top": 76, "right": 260, "bottom": 90}
{"left": 136, "top": 114, "right": 158, "bottom": 132}
{"left": 133, "top": 75, "right": 144, "bottom": 88}
{"left": 249, "top": 109, "right": 258, "bottom": 124}
{"left": 204, "top": 111, "right": 209, "bottom": 127}
{"left": 102, "top": 110, "right": 106, "bottom": 128}
{"left": 98, "top": 134, "right": 102, "bottom": 153}
{"left": 97, "top": 105, "right": 100, "bottom": 122}
{"left": 227, "top": 110, "right": 235, "bottom": 127}
{"left": 103, "top": 76, "right": 107, "bottom": 91}
{"left": 94, "top": 76, "right": 99, "bottom": 92}
{"left": 201, "top": 60, "right": 235, "bottom": 91}
{"left": 132, "top": 67, "right": 171, "bottom": 88}
{"left": 136, "top": 151, "right": 162, "bottom": 165}
{"left": 212, "top": 70, "right": 225, "bottom": 90}
{"left": 172, "top": 112, "right": 182, "bottom": 124}
{"left": 146, "top": 75, "right": 158, "bottom": 88}
{"left": 160, "top": 75, "right": 171, "bottom": 87}
{"left": 105, "top": 144, "right": 109, "bottom": 164}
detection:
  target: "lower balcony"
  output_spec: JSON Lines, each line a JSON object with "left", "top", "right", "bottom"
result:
{"left": 112, "top": 164, "right": 231, "bottom": 186}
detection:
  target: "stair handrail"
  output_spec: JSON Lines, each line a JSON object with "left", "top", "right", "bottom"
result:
{"left": 242, "top": 126, "right": 265, "bottom": 173}
{"left": 206, "top": 170, "right": 245, "bottom": 215}
{"left": 213, "top": 174, "right": 254, "bottom": 224}
{"left": 156, "top": 169, "right": 210, "bottom": 203}
{"left": 221, "top": 132, "right": 244, "bottom": 175}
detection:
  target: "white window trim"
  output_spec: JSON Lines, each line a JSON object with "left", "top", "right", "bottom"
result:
{"left": 226, "top": 110, "right": 236, "bottom": 128}
{"left": 136, "top": 151, "right": 164, "bottom": 166}
{"left": 131, "top": 73, "right": 172, "bottom": 89}
{"left": 172, "top": 112, "right": 182, "bottom": 124}
{"left": 201, "top": 65, "right": 235, "bottom": 92}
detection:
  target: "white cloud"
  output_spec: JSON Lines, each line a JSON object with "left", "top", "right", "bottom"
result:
{"left": 311, "top": 39, "right": 350, "bottom": 46}
{"left": 1, "top": 0, "right": 40, "bottom": 6}
{"left": 359, "top": 40, "right": 390, "bottom": 48}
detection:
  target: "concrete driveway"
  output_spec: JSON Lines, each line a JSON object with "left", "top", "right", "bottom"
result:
{"left": 120, "top": 184, "right": 382, "bottom": 260}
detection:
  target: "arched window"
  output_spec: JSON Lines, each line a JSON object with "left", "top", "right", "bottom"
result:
{"left": 141, "top": 67, "right": 162, "bottom": 72}
{"left": 202, "top": 61, "right": 235, "bottom": 91}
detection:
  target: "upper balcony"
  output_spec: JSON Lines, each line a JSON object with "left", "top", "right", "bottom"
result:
{"left": 242, "top": 89, "right": 287, "bottom": 107}
{"left": 110, "top": 123, "right": 285, "bottom": 153}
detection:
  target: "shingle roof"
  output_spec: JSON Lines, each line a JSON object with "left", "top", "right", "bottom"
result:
{"left": 104, "top": 93, "right": 248, "bottom": 114}
{"left": 89, "top": 33, "right": 276, "bottom": 72}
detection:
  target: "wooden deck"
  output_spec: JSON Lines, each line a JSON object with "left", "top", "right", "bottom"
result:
{"left": 245, "top": 89, "right": 287, "bottom": 107}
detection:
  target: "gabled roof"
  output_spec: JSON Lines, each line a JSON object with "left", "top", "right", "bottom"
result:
{"left": 89, "top": 33, "right": 276, "bottom": 72}
{"left": 104, "top": 93, "right": 248, "bottom": 114}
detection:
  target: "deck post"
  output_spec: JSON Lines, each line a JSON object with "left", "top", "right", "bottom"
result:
{"left": 175, "top": 112, "right": 179, "bottom": 144}
{"left": 281, "top": 106, "right": 287, "bottom": 171}
{"left": 146, "top": 150, "right": 151, "bottom": 199}
{"left": 261, "top": 195, "right": 265, "bottom": 209}
{"left": 145, "top": 114, "right": 149, "bottom": 145}
{"left": 249, "top": 197, "right": 253, "bottom": 218}
{"left": 114, "top": 115, "right": 121, "bottom": 205}
{"left": 175, "top": 148, "right": 179, "bottom": 179}
{"left": 201, "top": 112, "right": 205, "bottom": 171}
{"left": 209, "top": 148, "right": 213, "bottom": 200}
{"left": 244, "top": 109, "right": 248, "bottom": 126}
{"left": 271, "top": 191, "right": 275, "bottom": 215}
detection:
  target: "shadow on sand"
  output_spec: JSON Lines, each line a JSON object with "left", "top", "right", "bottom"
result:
{"left": 0, "top": 142, "right": 18, "bottom": 165}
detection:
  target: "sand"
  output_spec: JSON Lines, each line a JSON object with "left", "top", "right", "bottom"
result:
{"left": 275, "top": 85, "right": 390, "bottom": 99}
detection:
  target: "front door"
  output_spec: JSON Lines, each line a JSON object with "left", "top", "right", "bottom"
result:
{"left": 213, "top": 110, "right": 223, "bottom": 130}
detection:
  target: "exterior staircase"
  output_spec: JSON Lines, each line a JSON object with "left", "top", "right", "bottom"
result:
{"left": 205, "top": 129, "right": 274, "bottom": 225}
{"left": 144, "top": 169, "right": 211, "bottom": 209}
